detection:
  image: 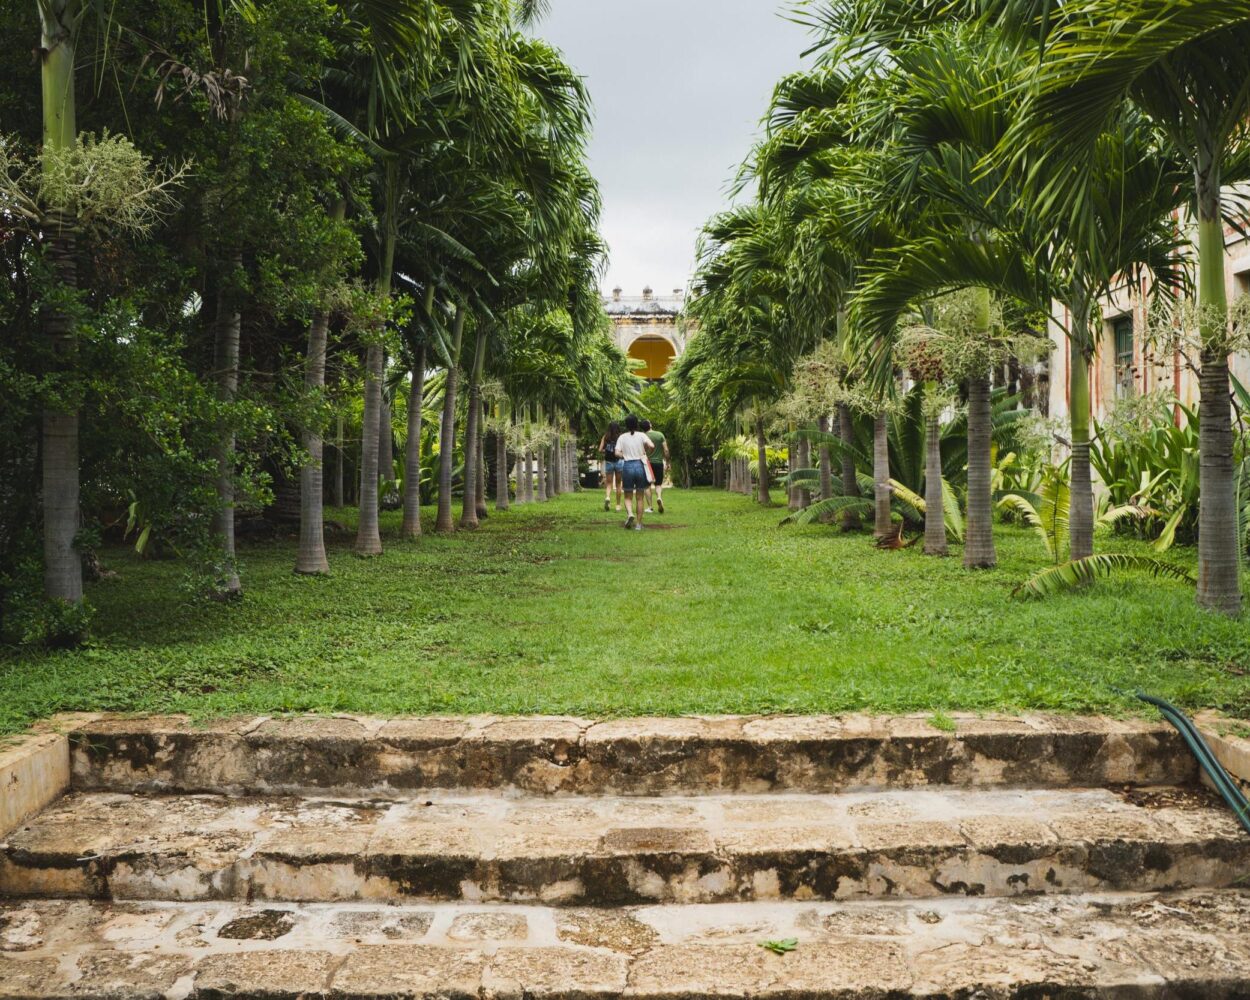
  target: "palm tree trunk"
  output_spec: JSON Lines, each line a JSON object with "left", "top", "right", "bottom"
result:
{"left": 820, "top": 412, "right": 830, "bottom": 505}
{"left": 521, "top": 449, "right": 533, "bottom": 504}
{"left": 963, "top": 372, "right": 996, "bottom": 569}
{"left": 1195, "top": 165, "right": 1241, "bottom": 614}
{"left": 37, "top": 2, "right": 82, "bottom": 605}
{"left": 476, "top": 401, "right": 488, "bottom": 520}
{"left": 460, "top": 327, "right": 487, "bottom": 530}
{"left": 334, "top": 414, "right": 345, "bottom": 509}
{"left": 873, "top": 412, "right": 892, "bottom": 540}
{"left": 378, "top": 381, "right": 393, "bottom": 490}
{"left": 296, "top": 306, "right": 332, "bottom": 575}
{"left": 838, "top": 404, "right": 860, "bottom": 529}
{"left": 495, "top": 408, "right": 510, "bottom": 512}
{"left": 536, "top": 443, "right": 548, "bottom": 502}
{"left": 798, "top": 437, "right": 811, "bottom": 508}
{"left": 212, "top": 250, "right": 243, "bottom": 595}
{"left": 1068, "top": 331, "right": 1094, "bottom": 562}
{"left": 402, "top": 347, "right": 426, "bottom": 540}
{"left": 923, "top": 408, "right": 947, "bottom": 557}
{"left": 435, "top": 307, "right": 466, "bottom": 533}
{"left": 755, "top": 414, "right": 771, "bottom": 506}
{"left": 356, "top": 342, "right": 384, "bottom": 556}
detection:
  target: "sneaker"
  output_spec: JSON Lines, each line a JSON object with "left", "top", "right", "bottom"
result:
{"left": 625, "top": 514, "right": 636, "bottom": 530}
{"left": 603, "top": 498, "right": 610, "bottom": 511}
{"left": 657, "top": 497, "right": 665, "bottom": 514}
{"left": 615, "top": 505, "right": 622, "bottom": 512}
{"left": 644, "top": 507, "right": 654, "bottom": 514}
{"left": 633, "top": 523, "right": 643, "bottom": 531}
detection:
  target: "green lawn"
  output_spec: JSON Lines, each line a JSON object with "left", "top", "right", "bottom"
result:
{"left": 2, "top": 488, "right": 1249, "bottom": 734}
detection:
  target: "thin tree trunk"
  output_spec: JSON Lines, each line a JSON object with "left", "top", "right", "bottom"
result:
{"left": 820, "top": 415, "right": 830, "bottom": 505}
{"left": 536, "top": 443, "right": 547, "bottom": 502}
{"left": 798, "top": 436, "right": 811, "bottom": 508}
{"left": 378, "top": 380, "right": 393, "bottom": 489}
{"left": 296, "top": 307, "right": 331, "bottom": 575}
{"left": 1068, "top": 324, "right": 1094, "bottom": 562}
{"left": 838, "top": 404, "right": 860, "bottom": 529}
{"left": 212, "top": 250, "right": 243, "bottom": 595}
{"left": 355, "top": 342, "right": 384, "bottom": 556}
{"left": 435, "top": 307, "right": 466, "bottom": 533}
{"left": 964, "top": 372, "right": 996, "bottom": 569}
{"left": 521, "top": 449, "right": 533, "bottom": 504}
{"left": 789, "top": 430, "right": 802, "bottom": 512}
{"left": 476, "top": 401, "right": 488, "bottom": 520}
{"left": 38, "top": 2, "right": 82, "bottom": 604}
{"left": 923, "top": 408, "right": 947, "bottom": 557}
{"left": 1196, "top": 165, "right": 1242, "bottom": 614}
{"left": 402, "top": 347, "right": 426, "bottom": 540}
{"left": 460, "top": 328, "right": 487, "bottom": 530}
{"left": 873, "top": 412, "right": 892, "bottom": 540}
{"left": 334, "top": 413, "right": 345, "bottom": 509}
{"left": 756, "top": 414, "right": 771, "bottom": 506}
{"left": 495, "top": 411, "right": 510, "bottom": 511}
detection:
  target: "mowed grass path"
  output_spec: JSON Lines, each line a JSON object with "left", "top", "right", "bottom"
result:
{"left": 3, "top": 488, "right": 1249, "bottom": 733}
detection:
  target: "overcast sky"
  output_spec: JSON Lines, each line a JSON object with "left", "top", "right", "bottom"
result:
{"left": 539, "top": 1, "right": 811, "bottom": 297}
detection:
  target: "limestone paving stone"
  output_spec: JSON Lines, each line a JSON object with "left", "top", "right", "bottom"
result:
{"left": 65, "top": 713, "right": 1198, "bottom": 796}
{"left": 6, "top": 787, "right": 1250, "bottom": 906}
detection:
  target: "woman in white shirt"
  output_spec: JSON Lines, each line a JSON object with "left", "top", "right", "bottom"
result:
{"left": 615, "top": 414, "right": 654, "bottom": 530}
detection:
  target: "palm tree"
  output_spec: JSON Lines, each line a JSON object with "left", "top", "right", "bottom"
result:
{"left": 996, "top": 0, "right": 1250, "bottom": 612}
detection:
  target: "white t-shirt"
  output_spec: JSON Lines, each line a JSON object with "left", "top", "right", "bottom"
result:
{"left": 616, "top": 431, "right": 654, "bottom": 462}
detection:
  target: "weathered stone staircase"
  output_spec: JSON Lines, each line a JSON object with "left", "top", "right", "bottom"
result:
{"left": 3, "top": 713, "right": 1250, "bottom": 997}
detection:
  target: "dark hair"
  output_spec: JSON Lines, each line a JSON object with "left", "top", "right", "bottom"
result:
{"left": 606, "top": 421, "right": 621, "bottom": 440}
{"left": 624, "top": 414, "right": 639, "bottom": 432}
{"left": 640, "top": 419, "right": 652, "bottom": 432}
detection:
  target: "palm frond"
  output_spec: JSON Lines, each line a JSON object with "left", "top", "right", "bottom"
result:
{"left": 779, "top": 496, "right": 872, "bottom": 528}
{"left": 1013, "top": 554, "right": 1196, "bottom": 600}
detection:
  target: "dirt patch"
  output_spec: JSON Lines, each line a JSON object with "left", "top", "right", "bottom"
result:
{"left": 218, "top": 910, "right": 297, "bottom": 940}
{"left": 1117, "top": 785, "right": 1223, "bottom": 811}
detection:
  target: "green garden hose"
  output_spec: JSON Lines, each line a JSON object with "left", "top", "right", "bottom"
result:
{"left": 1136, "top": 692, "right": 1250, "bottom": 838}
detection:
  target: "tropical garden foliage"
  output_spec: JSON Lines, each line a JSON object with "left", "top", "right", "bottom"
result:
{"left": 668, "top": 0, "right": 1250, "bottom": 615}
{"left": 1, "top": 0, "right": 630, "bottom": 645}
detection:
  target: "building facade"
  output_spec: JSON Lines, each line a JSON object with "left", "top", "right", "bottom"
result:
{"left": 1049, "top": 224, "right": 1250, "bottom": 424}
{"left": 603, "top": 286, "right": 687, "bottom": 381}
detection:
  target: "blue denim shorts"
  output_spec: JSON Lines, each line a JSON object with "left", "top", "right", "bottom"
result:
{"left": 622, "top": 459, "right": 649, "bottom": 491}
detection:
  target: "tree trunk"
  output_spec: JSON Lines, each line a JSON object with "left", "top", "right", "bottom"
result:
{"left": 923, "top": 409, "right": 947, "bottom": 557}
{"left": 378, "top": 382, "right": 393, "bottom": 488}
{"left": 521, "top": 449, "right": 533, "bottom": 504}
{"left": 1068, "top": 332, "right": 1094, "bottom": 562}
{"left": 212, "top": 250, "right": 243, "bottom": 595}
{"left": 963, "top": 372, "right": 996, "bottom": 568}
{"left": 495, "top": 415, "right": 510, "bottom": 511}
{"left": 435, "top": 308, "right": 466, "bottom": 533}
{"left": 755, "top": 415, "right": 771, "bottom": 506}
{"left": 536, "top": 444, "right": 547, "bottom": 502}
{"left": 334, "top": 413, "right": 345, "bottom": 509}
{"left": 355, "top": 342, "right": 384, "bottom": 556}
{"left": 460, "top": 328, "right": 487, "bottom": 530}
{"left": 37, "top": 3, "right": 82, "bottom": 605}
{"left": 818, "top": 414, "right": 834, "bottom": 515}
{"left": 401, "top": 348, "right": 426, "bottom": 540}
{"left": 296, "top": 307, "right": 331, "bottom": 575}
{"left": 838, "top": 404, "right": 860, "bottom": 529}
{"left": 1195, "top": 164, "right": 1241, "bottom": 614}
{"left": 476, "top": 401, "right": 488, "bottom": 520}
{"left": 873, "top": 412, "right": 892, "bottom": 540}
{"left": 798, "top": 436, "right": 811, "bottom": 508}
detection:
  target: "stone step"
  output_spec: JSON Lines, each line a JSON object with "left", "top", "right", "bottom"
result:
{"left": 4, "top": 891, "right": 1250, "bottom": 997}
{"left": 3, "top": 787, "right": 1245, "bottom": 906}
{"left": 66, "top": 713, "right": 1194, "bottom": 796}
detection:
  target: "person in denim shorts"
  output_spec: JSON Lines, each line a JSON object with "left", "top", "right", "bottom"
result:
{"left": 615, "top": 414, "right": 655, "bottom": 530}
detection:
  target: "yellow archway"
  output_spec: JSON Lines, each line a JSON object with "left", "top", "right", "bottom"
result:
{"left": 628, "top": 336, "right": 676, "bottom": 380}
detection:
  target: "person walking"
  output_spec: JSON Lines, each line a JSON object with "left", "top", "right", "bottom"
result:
{"left": 615, "top": 414, "right": 654, "bottom": 531}
{"left": 641, "top": 418, "right": 670, "bottom": 514}
{"left": 598, "top": 421, "right": 623, "bottom": 511}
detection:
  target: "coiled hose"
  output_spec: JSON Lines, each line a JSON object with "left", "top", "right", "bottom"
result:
{"left": 1136, "top": 692, "right": 1250, "bottom": 838}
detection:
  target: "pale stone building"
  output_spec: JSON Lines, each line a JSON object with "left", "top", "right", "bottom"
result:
{"left": 1049, "top": 224, "right": 1250, "bottom": 424}
{"left": 604, "top": 286, "right": 687, "bottom": 381}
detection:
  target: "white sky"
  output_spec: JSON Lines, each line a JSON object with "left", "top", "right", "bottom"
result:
{"left": 538, "top": 1, "right": 812, "bottom": 297}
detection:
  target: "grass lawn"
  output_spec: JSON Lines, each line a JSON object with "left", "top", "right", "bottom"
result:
{"left": 2, "top": 488, "right": 1249, "bottom": 734}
